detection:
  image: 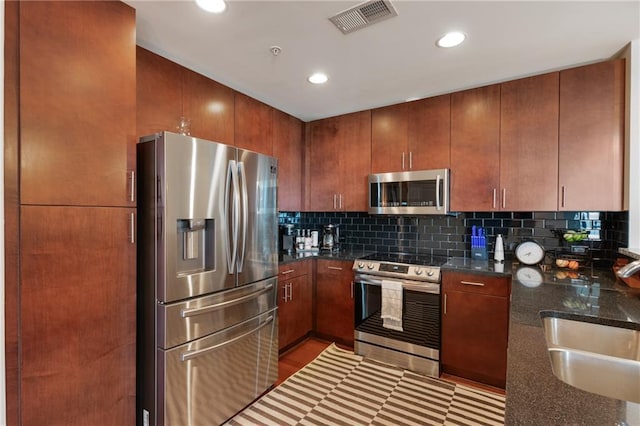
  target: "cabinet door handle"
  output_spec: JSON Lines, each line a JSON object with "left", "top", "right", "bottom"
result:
{"left": 281, "top": 285, "right": 288, "bottom": 302}
{"left": 443, "top": 293, "right": 447, "bottom": 315}
{"left": 350, "top": 281, "right": 354, "bottom": 299}
{"left": 461, "top": 280, "right": 485, "bottom": 287}
{"left": 561, "top": 186, "right": 566, "bottom": 208}
{"left": 409, "top": 152, "right": 413, "bottom": 170}
{"left": 129, "top": 170, "right": 135, "bottom": 203}
{"left": 502, "top": 188, "right": 506, "bottom": 209}
{"left": 333, "top": 194, "right": 337, "bottom": 210}
{"left": 327, "top": 266, "right": 343, "bottom": 271}
{"left": 492, "top": 188, "right": 497, "bottom": 209}
{"left": 339, "top": 194, "right": 343, "bottom": 209}
{"left": 402, "top": 152, "right": 405, "bottom": 170}
{"left": 280, "top": 269, "right": 295, "bottom": 275}
{"left": 129, "top": 212, "right": 135, "bottom": 244}
{"left": 288, "top": 283, "right": 293, "bottom": 302}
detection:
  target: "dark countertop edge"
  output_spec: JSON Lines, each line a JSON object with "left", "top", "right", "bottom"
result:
{"left": 539, "top": 309, "right": 640, "bottom": 330}
{"left": 279, "top": 250, "right": 374, "bottom": 265}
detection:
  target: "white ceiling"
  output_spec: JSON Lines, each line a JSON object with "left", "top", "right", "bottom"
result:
{"left": 126, "top": 0, "right": 640, "bottom": 122}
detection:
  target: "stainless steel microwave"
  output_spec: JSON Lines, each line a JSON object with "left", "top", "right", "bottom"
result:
{"left": 368, "top": 169, "right": 450, "bottom": 215}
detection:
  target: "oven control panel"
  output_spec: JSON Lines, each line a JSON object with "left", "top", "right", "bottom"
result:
{"left": 353, "top": 261, "right": 440, "bottom": 283}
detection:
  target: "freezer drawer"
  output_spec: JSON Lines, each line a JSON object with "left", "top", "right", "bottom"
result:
{"left": 158, "top": 308, "right": 278, "bottom": 426}
{"left": 158, "top": 277, "right": 277, "bottom": 349}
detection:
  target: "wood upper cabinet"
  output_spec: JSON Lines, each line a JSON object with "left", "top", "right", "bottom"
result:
{"left": 441, "top": 271, "right": 511, "bottom": 388}
{"left": 500, "top": 73, "right": 559, "bottom": 211}
{"left": 450, "top": 85, "right": 501, "bottom": 211}
{"left": 183, "top": 68, "right": 235, "bottom": 145}
{"left": 371, "top": 103, "right": 408, "bottom": 173}
{"left": 273, "top": 110, "right": 303, "bottom": 211}
{"left": 20, "top": 205, "right": 136, "bottom": 425}
{"left": 407, "top": 94, "right": 451, "bottom": 170}
{"left": 371, "top": 95, "right": 450, "bottom": 173}
{"left": 19, "top": 1, "right": 136, "bottom": 207}
{"left": 136, "top": 47, "right": 183, "bottom": 139}
{"left": 559, "top": 59, "right": 625, "bottom": 211}
{"left": 308, "top": 111, "right": 371, "bottom": 211}
{"left": 234, "top": 92, "right": 274, "bottom": 155}
{"left": 315, "top": 260, "right": 355, "bottom": 347}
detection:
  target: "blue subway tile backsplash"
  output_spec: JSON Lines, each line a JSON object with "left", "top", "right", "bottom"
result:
{"left": 279, "top": 210, "right": 629, "bottom": 266}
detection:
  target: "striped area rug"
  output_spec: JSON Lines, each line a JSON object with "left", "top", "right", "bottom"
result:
{"left": 227, "top": 343, "right": 505, "bottom": 426}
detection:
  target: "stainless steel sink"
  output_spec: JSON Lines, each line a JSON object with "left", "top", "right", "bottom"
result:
{"left": 541, "top": 312, "right": 640, "bottom": 403}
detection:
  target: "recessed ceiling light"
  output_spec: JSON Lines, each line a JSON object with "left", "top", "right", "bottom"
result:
{"left": 196, "top": 0, "right": 227, "bottom": 13}
{"left": 308, "top": 73, "right": 328, "bottom": 84}
{"left": 436, "top": 31, "right": 466, "bottom": 48}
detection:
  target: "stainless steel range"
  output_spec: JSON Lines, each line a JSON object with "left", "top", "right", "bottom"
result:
{"left": 353, "top": 253, "right": 445, "bottom": 377}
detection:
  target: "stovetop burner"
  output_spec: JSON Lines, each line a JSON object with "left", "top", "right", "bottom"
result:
{"left": 359, "top": 252, "right": 448, "bottom": 268}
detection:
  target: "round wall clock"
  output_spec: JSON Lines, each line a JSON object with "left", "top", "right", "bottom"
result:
{"left": 515, "top": 240, "right": 545, "bottom": 265}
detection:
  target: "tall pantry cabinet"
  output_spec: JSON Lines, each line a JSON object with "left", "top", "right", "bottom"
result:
{"left": 5, "top": 2, "right": 137, "bottom": 424}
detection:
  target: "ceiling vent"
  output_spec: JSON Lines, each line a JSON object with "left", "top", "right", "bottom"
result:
{"left": 329, "top": 0, "right": 398, "bottom": 35}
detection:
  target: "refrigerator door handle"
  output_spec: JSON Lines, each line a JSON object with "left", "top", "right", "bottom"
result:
{"left": 180, "top": 315, "right": 275, "bottom": 362}
{"left": 225, "top": 160, "right": 239, "bottom": 274}
{"left": 180, "top": 283, "right": 274, "bottom": 318}
{"left": 237, "top": 161, "right": 249, "bottom": 273}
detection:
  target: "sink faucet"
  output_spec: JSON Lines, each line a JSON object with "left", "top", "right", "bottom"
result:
{"left": 616, "top": 259, "right": 640, "bottom": 278}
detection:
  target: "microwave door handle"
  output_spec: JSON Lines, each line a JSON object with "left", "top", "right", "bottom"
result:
{"left": 436, "top": 174, "right": 442, "bottom": 210}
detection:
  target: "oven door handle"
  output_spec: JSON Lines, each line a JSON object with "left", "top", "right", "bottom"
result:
{"left": 355, "top": 274, "right": 440, "bottom": 294}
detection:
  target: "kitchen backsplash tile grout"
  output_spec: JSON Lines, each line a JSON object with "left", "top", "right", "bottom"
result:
{"left": 279, "top": 211, "right": 628, "bottom": 266}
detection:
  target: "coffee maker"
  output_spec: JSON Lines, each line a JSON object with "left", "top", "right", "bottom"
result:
{"left": 279, "top": 224, "right": 296, "bottom": 254}
{"left": 321, "top": 224, "right": 339, "bottom": 252}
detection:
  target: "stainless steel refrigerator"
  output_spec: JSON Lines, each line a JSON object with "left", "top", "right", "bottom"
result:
{"left": 137, "top": 132, "right": 278, "bottom": 426}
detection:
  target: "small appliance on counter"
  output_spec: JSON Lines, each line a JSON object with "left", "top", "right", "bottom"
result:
{"left": 279, "top": 224, "right": 296, "bottom": 254}
{"left": 322, "top": 224, "right": 340, "bottom": 252}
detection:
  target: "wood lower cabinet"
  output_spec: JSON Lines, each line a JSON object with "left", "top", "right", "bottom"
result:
{"left": 273, "top": 110, "right": 304, "bottom": 211}
{"left": 441, "top": 271, "right": 511, "bottom": 388}
{"left": 278, "top": 261, "right": 313, "bottom": 350}
{"left": 315, "top": 259, "right": 355, "bottom": 346}
{"left": 307, "top": 111, "right": 371, "bottom": 211}
{"left": 559, "top": 59, "right": 625, "bottom": 211}
{"left": 450, "top": 85, "right": 501, "bottom": 211}
{"left": 20, "top": 206, "right": 136, "bottom": 425}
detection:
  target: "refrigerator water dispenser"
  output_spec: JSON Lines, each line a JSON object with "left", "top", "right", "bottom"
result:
{"left": 176, "top": 218, "right": 214, "bottom": 276}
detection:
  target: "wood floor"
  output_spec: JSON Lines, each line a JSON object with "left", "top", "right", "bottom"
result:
{"left": 277, "top": 338, "right": 505, "bottom": 397}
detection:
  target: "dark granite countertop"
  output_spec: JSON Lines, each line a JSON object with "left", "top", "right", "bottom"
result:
{"left": 278, "top": 249, "right": 372, "bottom": 265}
{"left": 505, "top": 265, "right": 640, "bottom": 425}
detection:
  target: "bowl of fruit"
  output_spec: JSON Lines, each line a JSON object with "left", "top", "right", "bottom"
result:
{"left": 555, "top": 258, "right": 580, "bottom": 270}
{"left": 562, "top": 230, "right": 589, "bottom": 243}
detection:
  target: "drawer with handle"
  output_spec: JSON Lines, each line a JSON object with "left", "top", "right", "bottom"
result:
{"left": 442, "top": 271, "right": 511, "bottom": 297}
{"left": 278, "top": 259, "right": 311, "bottom": 279}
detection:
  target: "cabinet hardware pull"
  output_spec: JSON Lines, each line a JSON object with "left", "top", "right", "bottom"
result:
{"left": 492, "top": 188, "right": 497, "bottom": 209}
{"left": 282, "top": 285, "right": 288, "bottom": 301}
{"left": 502, "top": 188, "right": 506, "bottom": 209}
{"left": 561, "top": 186, "right": 566, "bottom": 208}
{"left": 444, "top": 293, "right": 447, "bottom": 315}
{"left": 409, "top": 152, "right": 413, "bottom": 170}
{"left": 402, "top": 152, "right": 405, "bottom": 170}
{"left": 339, "top": 194, "right": 343, "bottom": 209}
{"left": 333, "top": 194, "right": 337, "bottom": 210}
{"left": 281, "top": 269, "right": 295, "bottom": 275}
{"left": 129, "top": 170, "right": 135, "bottom": 203}
{"left": 351, "top": 281, "right": 354, "bottom": 298}
{"left": 288, "top": 283, "right": 293, "bottom": 302}
{"left": 461, "top": 280, "right": 485, "bottom": 286}
{"left": 129, "top": 212, "right": 135, "bottom": 244}
{"left": 328, "top": 266, "right": 343, "bottom": 271}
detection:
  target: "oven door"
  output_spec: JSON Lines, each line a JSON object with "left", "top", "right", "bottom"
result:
{"left": 354, "top": 274, "right": 441, "bottom": 374}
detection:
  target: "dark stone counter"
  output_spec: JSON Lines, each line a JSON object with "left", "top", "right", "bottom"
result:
{"left": 446, "top": 259, "right": 640, "bottom": 425}
{"left": 278, "top": 249, "right": 372, "bottom": 265}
